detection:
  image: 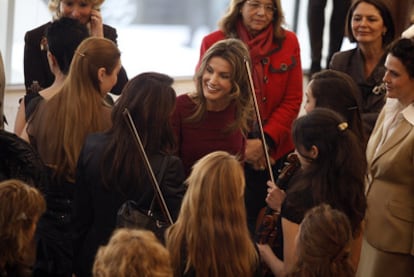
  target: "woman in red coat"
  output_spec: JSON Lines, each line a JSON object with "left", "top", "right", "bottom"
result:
{"left": 198, "top": 0, "right": 303, "bottom": 234}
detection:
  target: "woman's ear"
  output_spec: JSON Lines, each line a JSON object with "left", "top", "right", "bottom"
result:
{"left": 97, "top": 67, "right": 106, "bottom": 83}
{"left": 47, "top": 51, "right": 57, "bottom": 67}
{"left": 310, "top": 145, "right": 319, "bottom": 159}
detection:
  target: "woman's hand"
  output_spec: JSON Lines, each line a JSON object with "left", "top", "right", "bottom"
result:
{"left": 89, "top": 9, "right": 104, "bottom": 37}
{"left": 245, "top": 138, "right": 265, "bottom": 163}
{"left": 265, "top": 181, "right": 285, "bottom": 212}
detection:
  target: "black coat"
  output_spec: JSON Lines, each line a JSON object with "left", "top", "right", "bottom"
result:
{"left": 23, "top": 22, "right": 128, "bottom": 95}
{"left": 72, "top": 133, "right": 186, "bottom": 277}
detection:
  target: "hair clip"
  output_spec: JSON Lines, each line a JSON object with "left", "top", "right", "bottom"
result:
{"left": 338, "top": 122, "right": 348, "bottom": 131}
{"left": 76, "top": 51, "right": 85, "bottom": 57}
{"left": 40, "top": 36, "right": 48, "bottom": 51}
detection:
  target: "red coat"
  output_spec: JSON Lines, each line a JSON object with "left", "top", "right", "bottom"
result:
{"left": 198, "top": 30, "right": 303, "bottom": 161}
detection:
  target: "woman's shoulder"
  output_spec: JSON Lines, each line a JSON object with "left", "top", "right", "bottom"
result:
{"left": 176, "top": 93, "right": 195, "bottom": 107}
{"left": 330, "top": 48, "right": 358, "bottom": 68}
{"left": 202, "top": 30, "right": 226, "bottom": 44}
{"left": 25, "top": 22, "right": 52, "bottom": 42}
{"left": 103, "top": 23, "right": 118, "bottom": 41}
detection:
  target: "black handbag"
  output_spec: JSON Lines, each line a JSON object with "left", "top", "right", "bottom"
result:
{"left": 116, "top": 108, "right": 173, "bottom": 241}
{"left": 116, "top": 156, "right": 170, "bottom": 240}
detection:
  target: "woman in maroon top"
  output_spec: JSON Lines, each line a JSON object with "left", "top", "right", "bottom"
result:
{"left": 198, "top": 0, "right": 303, "bottom": 233}
{"left": 171, "top": 38, "right": 253, "bottom": 177}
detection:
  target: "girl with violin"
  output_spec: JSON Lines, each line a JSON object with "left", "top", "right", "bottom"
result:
{"left": 257, "top": 108, "right": 367, "bottom": 276}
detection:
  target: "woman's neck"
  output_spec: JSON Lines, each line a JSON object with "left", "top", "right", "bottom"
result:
{"left": 40, "top": 72, "right": 66, "bottom": 100}
{"left": 359, "top": 41, "right": 384, "bottom": 78}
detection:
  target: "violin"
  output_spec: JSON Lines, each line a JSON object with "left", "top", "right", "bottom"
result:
{"left": 255, "top": 153, "right": 300, "bottom": 276}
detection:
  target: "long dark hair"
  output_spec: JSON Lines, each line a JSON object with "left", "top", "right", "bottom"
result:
{"left": 309, "top": 69, "right": 367, "bottom": 146}
{"left": 288, "top": 108, "right": 367, "bottom": 236}
{"left": 101, "top": 72, "right": 177, "bottom": 192}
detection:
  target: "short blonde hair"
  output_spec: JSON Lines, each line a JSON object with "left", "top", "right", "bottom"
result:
{"left": 48, "top": 0, "right": 105, "bottom": 18}
{"left": 93, "top": 229, "right": 173, "bottom": 277}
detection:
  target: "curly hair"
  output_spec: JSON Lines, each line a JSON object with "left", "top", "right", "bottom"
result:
{"left": 93, "top": 228, "right": 172, "bottom": 277}
{"left": 287, "top": 204, "right": 354, "bottom": 277}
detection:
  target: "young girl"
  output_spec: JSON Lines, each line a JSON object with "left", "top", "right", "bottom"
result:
{"left": 166, "top": 151, "right": 261, "bottom": 277}
{"left": 258, "top": 108, "right": 367, "bottom": 275}
{"left": 287, "top": 204, "right": 355, "bottom": 277}
{"left": 25, "top": 37, "right": 121, "bottom": 277}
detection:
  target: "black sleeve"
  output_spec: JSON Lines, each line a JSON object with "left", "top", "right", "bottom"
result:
{"left": 159, "top": 155, "right": 186, "bottom": 221}
{"left": 24, "top": 23, "right": 54, "bottom": 93}
{"left": 103, "top": 24, "right": 128, "bottom": 95}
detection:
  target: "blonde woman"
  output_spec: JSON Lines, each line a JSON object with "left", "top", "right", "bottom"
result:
{"left": 23, "top": 0, "right": 127, "bottom": 95}
{"left": 166, "top": 151, "right": 261, "bottom": 277}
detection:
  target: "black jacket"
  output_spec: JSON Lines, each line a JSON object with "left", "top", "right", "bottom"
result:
{"left": 72, "top": 133, "right": 186, "bottom": 277}
{"left": 23, "top": 22, "right": 128, "bottom": 95}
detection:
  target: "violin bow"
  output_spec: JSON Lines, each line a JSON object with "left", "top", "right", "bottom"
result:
{"left": 244, "top": 58, "right": 275, "bottom": 183}
{"left": 122, "top": 108, "right": 173, "bottom": 225}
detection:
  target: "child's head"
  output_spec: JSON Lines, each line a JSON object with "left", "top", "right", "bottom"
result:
{"left": 46, "top": 17, "right": 89, "bottom": 74}
{"left": 93, "top": 228, "right": 172, "bottom": 277}
{"left": 293, "top": 204, "right": 354, "bottom": 277}
{"left": 305, "top": 70, "right": 365, "bottom": 141}
{"left": 292, "top": 107, "right": 362, "bottom": 170}
{"left": 0, "top": 179, "right": 45, "bottom": 265}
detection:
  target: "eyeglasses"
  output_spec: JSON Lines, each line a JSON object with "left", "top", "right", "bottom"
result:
{"left": 245, "top": 0, "right": 277, "bottom": 14}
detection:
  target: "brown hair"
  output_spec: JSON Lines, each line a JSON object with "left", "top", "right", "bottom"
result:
{"left": 0, "top": 179, "right": 45, "bottom": 267}
{"left": 287, "top": 204, "right": 354, "bottom": 277}
{"left": 27, "top": 37, "right": 118, "bottom": 183}
{"left": 190, "top": 38, "right": 253, "bottom": 133}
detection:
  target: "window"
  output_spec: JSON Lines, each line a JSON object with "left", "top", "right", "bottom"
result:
{"left": 0, "top": 0, "right": 351, "bottom": 86}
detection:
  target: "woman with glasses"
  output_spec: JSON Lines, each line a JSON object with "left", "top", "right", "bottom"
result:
{"left": 197, "top": 0, "right": 303, "bottom": 235}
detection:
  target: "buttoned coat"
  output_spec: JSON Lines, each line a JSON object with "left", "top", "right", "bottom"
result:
{"left": 365, "top": 102, "right": 414, "bottom": 255}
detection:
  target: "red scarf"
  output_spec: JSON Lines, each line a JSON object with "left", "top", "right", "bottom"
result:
{"left": 236, "top": 20, "right": 275, "bottom": 100}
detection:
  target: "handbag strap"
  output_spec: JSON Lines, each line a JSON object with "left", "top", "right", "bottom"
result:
{"left": 122, "top": 108, "right": 173, "bottom": 224}
{"left": 148, "top": 155, "right": 170, "bottom": 216}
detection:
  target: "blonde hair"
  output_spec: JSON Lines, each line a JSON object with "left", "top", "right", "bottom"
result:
{"left": 48, "top": 0, "right": 105, "bottom": 19}
{"left": 27, "top": 37, "right": 118, "bottom": 183}
{"left": 166, "top": 151, "right": 259, "bottom": 277}
{"left": 0, "top": 179, "right": 45, "bottom": 266}
{"left": 93, "top": 229, "right": 172, "bottom": 277}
